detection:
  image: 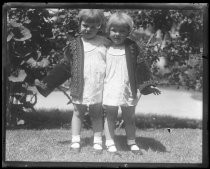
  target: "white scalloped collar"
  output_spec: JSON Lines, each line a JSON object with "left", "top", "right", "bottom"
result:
{"left": 82, "top": 37, "right": 98, "bottom": 52}
{"left": 107, "top": 45, "right": 125, "bottom": 56}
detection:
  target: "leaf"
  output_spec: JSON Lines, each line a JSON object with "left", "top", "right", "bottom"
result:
{"left": 23, "top": 19, "right": 31, "bottom": 24}
{"left": 8, "top": 69, "right": 27, "bottom": 82}
{"left": 13, "top": 25, "right": 32, "bottom": 41}
{"left": 59, "top": 15, "right": 66, "bottom": 19}
{"left": 9, "top": 21, "right": 22, "bottom": 27}
{"left": 37, "top": 58, "right": 50, "bottom": 68}
{"left": 50, "top": 16, "right": 58, "bottom": 22}
{"left": 7, "top": 32, "right": 14, "bottom": 42}
{"left": 47, "top": 8, "right": 59, "bottom": 15}
{"left": 26, "top": 57, "right": 37, "bottom": 67}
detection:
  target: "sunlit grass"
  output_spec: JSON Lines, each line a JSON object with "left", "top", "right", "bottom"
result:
{"left": 4, "top": 108, "right": 203, "bottom": 164}
{"left": 5, "top": 128, "right": 202, "bottom": 163}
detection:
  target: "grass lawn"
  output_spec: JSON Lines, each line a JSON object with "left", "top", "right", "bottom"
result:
{"left": 4, "top": 128, "right": 202, "bottom": 165}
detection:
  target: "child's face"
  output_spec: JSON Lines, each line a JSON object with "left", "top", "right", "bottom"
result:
{"left": 80, "top": 20, "right": 100, "bottom": 40}
{"left": 109, "top": 25, "right": 130, "bottom": 45}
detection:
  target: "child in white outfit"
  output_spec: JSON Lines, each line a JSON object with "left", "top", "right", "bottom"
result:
{"left": 35, "top": 9, "right": 110, "bottom": 153}
{"left": 103, "top": 12, "right": 161, "bottom": 154}
{"left": 65, "top": 9, "right": 111, "bottom": 153}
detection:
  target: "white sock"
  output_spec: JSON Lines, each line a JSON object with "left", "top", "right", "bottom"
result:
{"left": 72, "top": 135, "right": 80, "bottom": 143}
{"left": 127, "top": 139, "right": 136, "bottom": 146}
{"left": 71, "top": 135, "right": 80, "bottom": 148}
{"left": 93, "top": 136, "right": 102, "bottom": 150}
{"left": 94, "top": 136, "right": 102, "bottom": 144}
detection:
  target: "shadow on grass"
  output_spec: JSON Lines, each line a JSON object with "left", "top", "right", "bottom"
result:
{"left": 57, "top": 140, "right": 72, "bottom": 145}
{"left": 115, "top": 135, "right": 167, "bottom": 153}
{"left": 6, "top": 109, "right": 73, "bottom": 130}
{"left": 6, "top": 108, "right": 202, "bottom": 130}
{"left": 135, "top": 114, "right": 202, "bottom": 129}
{"left": 57, "top": 136, "right": 93, "bottom": 147}
{"left": 77, "top": 135, "right": 167, "bottom": 153}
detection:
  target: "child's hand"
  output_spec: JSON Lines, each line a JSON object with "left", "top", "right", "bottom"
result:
{"left": 34, "top": 79, "right": 47, "bottom": 90}
{"left": 150, "top": 86, "right": 161, "bottom": 95}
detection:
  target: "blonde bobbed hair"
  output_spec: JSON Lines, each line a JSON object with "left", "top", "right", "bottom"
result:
{"left": 106, "top": 12, "right": 134, "bottom": 34}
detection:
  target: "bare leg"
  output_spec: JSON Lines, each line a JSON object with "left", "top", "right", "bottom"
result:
{"left": 121, "top": 106, "right": 141, "bottom": 153}
{"left": 89, "top": 103, "right": 103, "bottom": 150}
{"left": 89, "top": 103, "right": 103, "bottom": 137}
{"left": 103, "top": 105, "right": 118, "bottom": 152}
{"left": 121, "top": 106, "right": 136, "bottom": 141}
{"left": 71, "top": 104, "right": 86, "bottom": 148}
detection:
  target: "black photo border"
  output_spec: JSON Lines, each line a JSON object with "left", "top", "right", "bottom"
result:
{"left": 2, "top": 2, "right": 209, "bottom": 168}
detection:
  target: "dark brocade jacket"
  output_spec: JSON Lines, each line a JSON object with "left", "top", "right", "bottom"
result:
{"left": 123, "top": 38, "right": 158, "bottom": 98}
{"left": 36, "top": 35, "right": 157, "bottom": 99}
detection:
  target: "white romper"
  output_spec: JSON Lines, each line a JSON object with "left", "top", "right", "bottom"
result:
{"left": 102, "top": 45, "right": 140, "bottom": 107}
{"left": 72, "top": 35, "right": 109, "bottom": 105}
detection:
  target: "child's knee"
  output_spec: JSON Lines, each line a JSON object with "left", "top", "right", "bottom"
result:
{"left": 122, "top": 112, "right": 135, "bottom": 124}
{"left": 73, "top": 107, "right": 85, "bottom": 119}
{"left": 73, "top": 111, "right": 84, "bottom": 120}
{"left": 89, "top": 104, "right": 103, "bottom": 119}
{"left": 103, "top": 105, "right": 118, "bottom": 118}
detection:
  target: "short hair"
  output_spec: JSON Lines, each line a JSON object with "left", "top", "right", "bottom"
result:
{"left": 106, "top": 12, "right": 134, "bottom": 34}
{"left": 78, "top": 9, "right": 105, "bottom": 26}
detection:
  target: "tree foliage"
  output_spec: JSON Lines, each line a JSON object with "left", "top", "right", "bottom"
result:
{"left": 128, "top": 9, "right": 203, "bottom": 90}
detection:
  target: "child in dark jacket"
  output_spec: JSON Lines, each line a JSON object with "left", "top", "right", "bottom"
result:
{"left": 35, "top": 9, "right": 110, "bottom": 153}
{"left": 102, "top": 12, "right": 161, "bottom": 154}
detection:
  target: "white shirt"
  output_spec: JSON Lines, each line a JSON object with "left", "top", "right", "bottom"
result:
{"left": 103, "top": 45, "right": 140, "bottom": 106}
{"left": 72, "top": 35, "right": 108, "bottom": 105}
